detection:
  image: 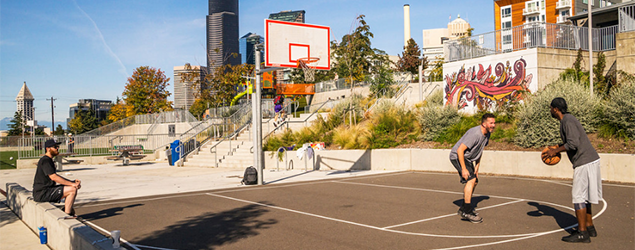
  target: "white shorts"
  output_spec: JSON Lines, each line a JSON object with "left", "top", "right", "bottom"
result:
{"left": 572, "top": 159, "right": 602, "bottom": 204}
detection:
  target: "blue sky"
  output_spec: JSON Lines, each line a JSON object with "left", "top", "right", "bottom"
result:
{"left": 0, "top": 0, "right": 493, "bottom": 127}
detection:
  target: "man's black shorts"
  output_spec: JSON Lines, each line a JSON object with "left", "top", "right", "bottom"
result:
{"left": 450, "top": 158, "right": 479, "bottom": 184}
{"left": 33, "top": 186, "right": 64, "bottom": 203}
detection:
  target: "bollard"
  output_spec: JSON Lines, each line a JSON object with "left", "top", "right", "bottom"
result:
{"left": 39, "top": 226, "right": 47, "bottom": 244}
{"left": 111, "top": 230, "right": 121, "bottom": 248}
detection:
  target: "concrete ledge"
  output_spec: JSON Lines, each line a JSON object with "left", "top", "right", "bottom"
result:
{"left": 265, "top": 149, "right": 635, "bottom": 183}
{"left": 5, "top": 183, "right": 122, "bottom": 250}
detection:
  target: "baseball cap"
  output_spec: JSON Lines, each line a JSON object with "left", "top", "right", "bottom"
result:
{"left": 44, "top": 139, "right": 62, "bottom": 148}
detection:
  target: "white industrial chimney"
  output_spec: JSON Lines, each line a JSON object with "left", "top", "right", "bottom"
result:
{"left": 404, "top": 4, "right": 411, "bottom": 47}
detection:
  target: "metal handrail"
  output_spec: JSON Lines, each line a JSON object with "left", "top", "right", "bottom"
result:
{"left": 209, "top": 122, "right": 252, "bottom": 168}
{"left": 263, "top": 99, "right": 334, "bottom": 141}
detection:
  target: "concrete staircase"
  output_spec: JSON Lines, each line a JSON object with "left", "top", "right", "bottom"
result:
{"left": 182, "top": 113, "right": 322, "bottom": 169}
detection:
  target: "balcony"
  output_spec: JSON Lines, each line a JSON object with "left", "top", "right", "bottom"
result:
{"left": 556, "top": 0, "right": 572, "bottom": 9}
{"left": 523, "top": 5, "right": 541, "bottom": 16}
{"left": 557, "top": 15, "right": 571, "bottom": 23}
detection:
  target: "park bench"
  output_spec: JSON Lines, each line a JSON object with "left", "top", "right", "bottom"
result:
{"left": 107, "top": 145, "right": 146, "bottom": 166}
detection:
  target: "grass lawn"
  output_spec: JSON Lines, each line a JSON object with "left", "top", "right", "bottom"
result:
{"left": 0, "top": 151, "right": 18, "bottom": 169}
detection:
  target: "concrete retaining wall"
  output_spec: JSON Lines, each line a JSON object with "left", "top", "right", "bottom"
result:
{"left": 5, "top": 183, "right": 122, "bottom": 250}
{"left": 264, "top": 148, "right": 634, "bottom": 183}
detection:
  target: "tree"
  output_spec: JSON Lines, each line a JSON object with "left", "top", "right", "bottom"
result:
{"left": 289, "top": 66, "right": 336, "bottom": 84}
{"left": 368, "top": 65, "right": 396, "bottom": 98}
{"left": 396, "top": 38, "right": 427, "bottom": 79}
{"left": 68, "top": 109, "right": 98, "bottom": 134}
{"left": 428, "top": 56, "right": 444, "bottom": 82}
{"left": 53, "top": 124, "right": 65, "bottom": 136}
{"left": 331, "top": 15, "right": 390, "bottom": 85}
{"left": 180, "top": 63, "right": 254, "bottom": 108}
{"left": 189, "top": 98, "right": 211, "bottom": 119}
{"left": 7, "top": 111, "right": 27, "bottom": 136}
{"left": 34, "top": 127, "right": 45, "bottom": 136}
{"left": 122, "top": 66, "right": 173, "bottom": 115}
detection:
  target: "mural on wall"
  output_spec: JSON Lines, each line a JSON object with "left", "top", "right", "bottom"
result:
{"left": 444, "top": 58, "right": 533, "bottom": 110}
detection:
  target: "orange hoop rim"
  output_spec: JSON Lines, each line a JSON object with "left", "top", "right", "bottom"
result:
{"left": 296, "top": 57, "right": 320, "bottom": 66}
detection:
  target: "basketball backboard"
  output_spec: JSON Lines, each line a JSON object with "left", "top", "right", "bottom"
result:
{"left": 265, "top": 19, "right": 330, "bottom": 70}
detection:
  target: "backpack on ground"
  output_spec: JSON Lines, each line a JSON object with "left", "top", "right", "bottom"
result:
{"left": 242, "top": 166, "right": 258, "bottom": 185}
{"left": 274, "top": 96, "right": 283, "bottom": 105}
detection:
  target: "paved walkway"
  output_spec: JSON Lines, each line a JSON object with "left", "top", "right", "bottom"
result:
{"left": 0, "top": 198, "right": 50, "bottom": 250}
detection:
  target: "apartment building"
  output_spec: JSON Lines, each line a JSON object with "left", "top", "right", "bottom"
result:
{"left": 495, "top": 0, "right": 625, "bottom": 29}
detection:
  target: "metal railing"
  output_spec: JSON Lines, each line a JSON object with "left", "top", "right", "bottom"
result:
{"left": 314, "top": 78, "right": 371, "bottom": 93}
{"left": 15, "top": 134, "right": 171, "bottom": 159}
{"left": 82, "top": 110, "right": 197, "bottom": 137}
{"left": 619, "top": 4, "right": 635, "bottom": 32}
{"left": 446, "top": 22, "right": 619, "bottom": 62}
{"left": 177, "top": 103, "right": 253, "bottom": 163}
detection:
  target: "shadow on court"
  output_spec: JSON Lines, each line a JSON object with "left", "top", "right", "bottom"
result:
{"left": 527, "top": 201, "right": 578, "bottom": 231}
{"left": 452, "top": 195, "right": 490, "bottom": 209}
{"left": 134, "top": 203, "right": 277, "bottom": 249}
{"left": 81, "top": 204, "right": 144, "bottom": 221}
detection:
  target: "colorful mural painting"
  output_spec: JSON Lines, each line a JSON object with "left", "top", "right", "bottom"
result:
{"left": 444, "top": 58, "right": 533, "bottom": 110}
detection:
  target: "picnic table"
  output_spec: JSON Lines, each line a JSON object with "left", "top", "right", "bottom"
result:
{"left": 107, "top": 145, "right": 147, "bottom": 166}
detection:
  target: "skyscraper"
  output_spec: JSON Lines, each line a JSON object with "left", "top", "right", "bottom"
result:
{"left": 207, "top": 0, "right": 240, "bottom": 73}
{"left": 173, "top": 65, "right": 207, "bottom": 110}
{"left": 239, "top": 32, "right": 264, "bottom": 65}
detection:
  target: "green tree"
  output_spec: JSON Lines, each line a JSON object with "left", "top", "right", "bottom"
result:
{"left": 593, "top": 51, "right": 607, "bottom": 95}
{"left": 396, "top": 38, "right": 426, "bottom": 79}
{"left": 289, "top": 67, "right": 336, "bottom": 83}
{"left": 368, "top": 66, "right": 396, "bottom": 98}
{"left": 53, "top": 124, "right": 65, "bottom": 136}
{"left": 122, "top": 66, "right": 173, "bottom": 115}
{"left": 189, "top": 98, "right": 211, "bottom": 119}
{"left": 68, "top": 109, "right": 98, "bottom": 134}
{"left": 7, "top": 111, "right": 27, "bottom": 136}
{"left": 428, "top": 56, "right": 444, "bottom": 82}
{"left": 180, "top": 63, "right": 254, "bottom": 108}
{"left": 331, "top": 15, "right": 390, "bottom": 85}
{"left": 34, "top": 127, "right": 45, "bottom": 136}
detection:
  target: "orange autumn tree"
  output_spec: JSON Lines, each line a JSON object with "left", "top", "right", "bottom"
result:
{"left": 122, "top": 66, "right": 173, "bottom": 115}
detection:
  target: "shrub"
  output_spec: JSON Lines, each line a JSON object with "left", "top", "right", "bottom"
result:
{"left": 416, "top": 105, "right": 461, "bottom": 141}
{"left": 365, "top": 103, "right": 419, "bottom": 149}
{"left": 332, "top": 124, "right": 369, "bottom": 149}
{"left": 424, "top": 89, "right": 444, "bottom": 107}
{"left": 514, "top": 78, "right": 601, "bottom": 148}
{"left": 435, "top": 115, "right": 480, "bottom": 144}
{"left": 599, "top": 80, "right": 635, "bottom": 140}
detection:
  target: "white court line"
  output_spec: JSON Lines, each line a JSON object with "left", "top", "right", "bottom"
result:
{"left": 332, "top": 180, "right": 525, "bottom": 201}
{"left": 80, "top": 219, "right": 141, "bottom": 250}
{"left": 133, "top": 244, "right": 178, "bottom": 250}
{"left": 432, "top": 199, "right": 608, "bottom": 250}
{"left": 383, "top": 199, "right": 525, "bottom": 229}
{"left": 412, "top": 171, "right": 574, "bottom": 187}
{"left": 205, "top": 192, "right": 596, "bottom": 239}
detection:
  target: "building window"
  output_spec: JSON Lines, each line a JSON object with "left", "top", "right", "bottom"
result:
{"left": 503, "top": 35, "right": 512, "bottom": 45}
{"left": 528, "top": 16, "right": 539, "bottom": 23}
{"left": 501, "top": 6, "right": 511, "bottom": 18}
{"left": 502, "top": 21, "right": 512, "bottom": 29}
{"left": 561, "top": 10, "right": 570, "bottom": 17}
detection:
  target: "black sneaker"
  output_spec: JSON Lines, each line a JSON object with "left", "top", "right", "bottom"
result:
{"left": 587, "top": 226, "right": 597, "bottom": 237}
{"left": 460, "top": 211, "right": 483, "bottom": 223}
{"left": 562, "top": 230, "right": 590, "bottom": 243}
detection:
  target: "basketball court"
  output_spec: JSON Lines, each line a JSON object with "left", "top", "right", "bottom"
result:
{"left": 76, "top": 171, "right": 634, "bottom": 250}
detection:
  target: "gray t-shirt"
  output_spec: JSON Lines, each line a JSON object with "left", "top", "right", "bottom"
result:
{"left": 560, "top": 113, "right": 600, "bottom": 168}
{"left": 449, "top": 125, "right": 490, "bottom": 162}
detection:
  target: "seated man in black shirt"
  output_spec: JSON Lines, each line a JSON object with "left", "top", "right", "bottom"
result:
{"left": 33, "top": 139, "right": 81, "bottom": 216}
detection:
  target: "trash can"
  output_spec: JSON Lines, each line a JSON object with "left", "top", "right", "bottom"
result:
{"left": 170, "top": 140, "right": 181, "bottom": 166}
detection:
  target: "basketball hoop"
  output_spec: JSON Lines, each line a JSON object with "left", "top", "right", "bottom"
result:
{"left": 297, "top": 57, "right": 320, "bottom": 82}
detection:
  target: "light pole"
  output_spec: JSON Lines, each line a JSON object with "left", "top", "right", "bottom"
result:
{"left": 588, "top": 0, "right": 594, "bottom": 96}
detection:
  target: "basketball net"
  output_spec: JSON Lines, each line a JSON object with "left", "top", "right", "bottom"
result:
{"left": 297, "top": 57, "right": 320, "bottom": 83}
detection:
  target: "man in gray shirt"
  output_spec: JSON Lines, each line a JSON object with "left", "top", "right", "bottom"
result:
{"left": 449, "top": 113, "right": 496, "bottom": 223}
{"left": 545, "top": 97, "right": 601, "bottom": 243}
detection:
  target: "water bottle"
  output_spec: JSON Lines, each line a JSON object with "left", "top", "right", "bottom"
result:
{"left": 39, "top": 226, "right": 47, "bottom": 244}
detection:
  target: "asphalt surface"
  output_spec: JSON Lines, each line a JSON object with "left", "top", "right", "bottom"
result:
{"left": 76, "top": 171, "right": 635, "bottom": 250}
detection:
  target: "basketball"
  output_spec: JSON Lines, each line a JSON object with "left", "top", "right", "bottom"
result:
{"left": 541, "top": 146, "right": 561, "bottom": 165}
